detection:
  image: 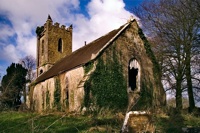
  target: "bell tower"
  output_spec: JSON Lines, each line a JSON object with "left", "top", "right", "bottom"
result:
{"left": 36, "top": 15, "right": 72, "bottom": 77}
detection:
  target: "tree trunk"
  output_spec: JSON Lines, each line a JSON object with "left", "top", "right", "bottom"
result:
{"left": 176, "top": 77, "right": 182, "bottom": 111}
{"left": 185, "top": 45, "right": 195, "bottom": 112}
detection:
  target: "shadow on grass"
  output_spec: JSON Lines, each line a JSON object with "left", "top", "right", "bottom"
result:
{"left": 156, "top": 110, "right": 185, "bottom": 133}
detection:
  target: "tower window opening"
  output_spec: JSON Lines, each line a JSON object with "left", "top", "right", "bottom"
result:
{"left": 42, "top": 40, "right": 44, "bottom": 55}
{"left": 58, "top": 38, "right": 63, "bottom": 53}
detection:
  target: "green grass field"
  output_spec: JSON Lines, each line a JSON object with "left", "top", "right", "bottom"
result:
{"left": 0, "top": 110, "right": 122, "bottom": 133}
{"left": 0, "top": 109, "right": 200, "bottom": 133}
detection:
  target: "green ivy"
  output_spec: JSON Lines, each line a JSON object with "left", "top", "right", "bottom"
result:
{"left": 46, "top": 90, "right": 50, "bottom": 109}
{"left": 84, "top": 46, "right": 128, "bottom": 110}
{"left": 36, "top": 26, "right": 44, "bottom": 37}
{"left": 84, "top": 62, "right": 94, "bottom": 74}
{"left": 138, "top": 28, "right": 161, "bottom": 78}
{"left": 133, "top": 81, "right": 154, "bottom": 110}
{"left": 138, "top": 28, "right": 163, "bottom": 109}
{"left": 54, "top": 77, "right": 61, "bottom": 110}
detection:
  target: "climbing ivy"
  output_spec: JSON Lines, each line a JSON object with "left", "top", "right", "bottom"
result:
{"left": 138, "top": 28, "right": 161, "bottom": 78}
{"left": 137, "top": 28, "right": 163, "bottom": 109}
{"left": 84, "top": 62, "right": 94, "bottom": 74}
{"left": 46, "top": 90, "right": 50, "bottom": 110}
{"left": 54, "top": 77, "right": 61, "bottom": 110}
{"left": 133, "top": 81, "right": 154, "bottom": 110}
{"left": 84, "top": 46, "right": 128, "bottom": 110}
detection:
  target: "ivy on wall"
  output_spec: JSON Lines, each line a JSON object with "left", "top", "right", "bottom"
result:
{"left": 133, "top": 81, "right": 154, "bottom": 110}
{"left": 46, "top": 90, "right": 50, "bottom": 110}
{"left": 54, "top": 77, "right": 61, "bottom": 110}
{"left": 84, "top": 46, "right": 128, "bottom": 110}
{"left": 137, "top": 28, "right": 164, "bottom": 108}
{"left": 36, "top": 26, "right": 44, "bottom": 37}
{"left": 138, "top": 28, "right": 161, "bottom": 79}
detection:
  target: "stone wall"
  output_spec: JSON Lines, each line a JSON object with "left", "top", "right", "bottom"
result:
{"left": 60, "top": 66, "right": 85, "bottom": 112}
{"left": 37, "top": 19, "right": 72, "bottom": 76}
{"left": 32, "top": 78, "right": 55, "bottom": 112}
{"left": 89, "top": 21, "right": 165, "bottom": 111}
{"left": 32, "top": 66, "right": 84, "bottom": 112}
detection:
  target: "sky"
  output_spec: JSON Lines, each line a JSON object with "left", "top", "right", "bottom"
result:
{"left": 0, "top": 0, "right": 143, "bottom": 78}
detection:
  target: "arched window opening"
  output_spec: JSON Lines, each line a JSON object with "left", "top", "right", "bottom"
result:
{"left": 41, "top": 40, "right": 44, "bottom": 55}
{"left": 58, "top": 38, "right": 62, "bottom": 53}
{"left": 128, "top": 58, "right": 140, "bottom": 91}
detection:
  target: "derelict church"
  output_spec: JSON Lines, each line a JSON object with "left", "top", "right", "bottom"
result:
{"left": 30, "top": 15, "right": 166, "bottom": 112}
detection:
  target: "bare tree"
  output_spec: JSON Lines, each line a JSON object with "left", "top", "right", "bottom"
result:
{"left": 19, "top": 55, "right": 36, "bottom": 103}
{"left": 19, "top": 55, "right": 36, "bottom": 82}
{"left": 133, "top": 0, "right": 200, "bottom": 112}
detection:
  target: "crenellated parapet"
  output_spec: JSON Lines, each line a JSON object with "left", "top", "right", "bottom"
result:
{"left": 36, "top": 15, "right": 72, "bottom": 77}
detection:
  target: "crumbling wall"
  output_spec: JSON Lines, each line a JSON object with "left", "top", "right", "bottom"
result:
{"left": 32, "top": 78, "right": 55, "bottom": 112}
{"left": 84, "top": 21, "right": 165, "bottom": 111}
{"left": 59, "top": 67, "right": 84, "bottom": 112}
{"left": 32, "top": 66, "right": 84, "bottom": 112}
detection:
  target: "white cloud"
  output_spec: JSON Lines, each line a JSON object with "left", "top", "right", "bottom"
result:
{"left": 71, "top": 0, "right": 136, "bottom": 50}
{"left": 0, "top": 24, "right": 15, "bottom": 42}
{"left": 1, "top": 44, "right": 19, "bottom": 61}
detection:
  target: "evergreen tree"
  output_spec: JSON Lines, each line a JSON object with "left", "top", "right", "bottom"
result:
{"left": 0, "top": 63, "right": 27, "bottom": 109}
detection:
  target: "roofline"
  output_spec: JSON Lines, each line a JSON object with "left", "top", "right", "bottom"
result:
{"left": 91, "top": 20, "right": 133, "bottom": 60}
{"left": 33, "top": 19, "right": 136, "bottom": 84}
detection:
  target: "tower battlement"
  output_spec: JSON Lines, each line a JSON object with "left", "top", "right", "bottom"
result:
{"left": 36, "top": 15, "right": 72, "bottom": 77}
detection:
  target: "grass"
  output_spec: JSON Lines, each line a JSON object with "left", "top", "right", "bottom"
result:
{"left": 155, "top": 109, "right": 200, "bottom": 133}
{"left": 0, "top": 109, "right": 123, "bottom": 133}
{"left": 0, "top": 108, "right": 199, "bottom": 133}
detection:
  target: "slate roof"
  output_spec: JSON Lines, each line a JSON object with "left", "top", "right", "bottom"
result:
{"left": 35, "top": 20, "right": 133, "bottom": 84}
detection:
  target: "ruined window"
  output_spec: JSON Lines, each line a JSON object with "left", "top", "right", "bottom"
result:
{"left": 128, "top": 58, "right": 140, "bottom": 91}
{"left": 58, "top": 38, "right": 62, "bottom": 53}
{"left": 41, "top": 40, "right": 44, "bottom": 55}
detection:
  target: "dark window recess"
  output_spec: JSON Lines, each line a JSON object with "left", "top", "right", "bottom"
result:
{"left": 40, "top": 69, "right": 43, "bottom": 75}
{"left": 42, "top": 40, "right": 44, "bottom": 55}
{"left": 128, "top": 58, "right": 138, "bottom": 91}
{"left": 58, "top": 38, "right": 62, "bottom": 52}
{"left": 66, "top": 78, "right": 69, "bottom": 100}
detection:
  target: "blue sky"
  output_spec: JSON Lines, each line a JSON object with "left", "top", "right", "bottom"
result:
{"left": 0, "top": 0, "right": 143, "bottom": 78}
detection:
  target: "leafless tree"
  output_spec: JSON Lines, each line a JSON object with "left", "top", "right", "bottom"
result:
{"left": 19, "top": 55, "right": 36, "bottom": 82}
{"left": 19, "top": 55, "right": 36, "bottom": 103}
{"left": 133, "top": 0, "right": 200, "bottom": 112}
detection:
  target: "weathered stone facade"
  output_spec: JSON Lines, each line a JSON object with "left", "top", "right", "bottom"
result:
{"left": 32, "top": 67, "right": 84, "bottom": 112}
{"left": 36, "top": 15, "right": 72, "bottom": 77}
{"left": 31, "top": 17, "right": 166, "bottom": 113}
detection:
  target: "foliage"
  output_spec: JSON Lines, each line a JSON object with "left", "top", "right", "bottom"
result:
{"left": 138, "top": 28, "right": 161, "bottom": 79}
{"left": 84, "top": 62, "right": 94, "bottom": 74}
{"left": 0, "top": 63, "right": 27, "bottom": 109}
{"left": 36, "top": 26, "right": 44, "bottom": 37}
{"left": 84, "top": 46, "right": 128, "bottom": 109}
{"left": 54, "top": 78, "right": 61, "bottom": 110}
{"left": 133, "top": 81, "right": 154, "bottom": 110}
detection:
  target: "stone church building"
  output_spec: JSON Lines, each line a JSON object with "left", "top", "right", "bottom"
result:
{"left": 30, "top": 15, "right": 166, "bottom": 112}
